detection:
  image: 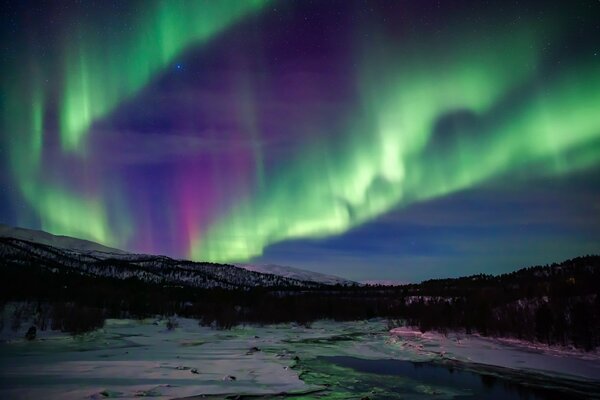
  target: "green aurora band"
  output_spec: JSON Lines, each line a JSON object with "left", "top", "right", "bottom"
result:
{"left": 61, "top": 0, "right": 269, "bottom": 151}
{"left": 191, "top": 14, "right": 600, "bottom": 262}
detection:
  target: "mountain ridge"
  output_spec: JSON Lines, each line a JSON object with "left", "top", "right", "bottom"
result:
{"left": 0, "top": 224, "right": 127, "bottom": 255}
{"left": 0, "top": 225, "right": 355, "bottom": 289}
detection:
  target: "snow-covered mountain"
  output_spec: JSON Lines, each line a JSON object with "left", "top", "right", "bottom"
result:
{"left": 0, "top": 225, "right": 347, "bottom": 289}
{"left": 0, "top": 224, "right": 127, "bottom": 256}
{"left": 237, "top": 263, "right": 355, "bottom": 286}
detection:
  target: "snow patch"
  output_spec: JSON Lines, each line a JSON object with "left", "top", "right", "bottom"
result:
{"left": 237, "top": 263, "right": 355, "bottom": 285}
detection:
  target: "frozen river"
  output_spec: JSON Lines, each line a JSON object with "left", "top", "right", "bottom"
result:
{"left": 0, "top": 318, "right": 599, "bottom": 399}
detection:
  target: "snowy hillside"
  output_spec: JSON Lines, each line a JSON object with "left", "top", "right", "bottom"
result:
{"left": 0, "top": 225, "right": 357, "bottom": 286}
{"left": 237, "top": 263, "right": 355, "bottom": 286}
{"left": 0, "top": 224, "right": 127, "bottom": 256}
{"left": 0, "top": 227, "right": 333, "bottom": 289}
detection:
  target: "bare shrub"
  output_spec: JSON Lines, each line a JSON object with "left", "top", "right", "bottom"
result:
{"left": 166, "top": 317, "right": 179, "bottom": 331}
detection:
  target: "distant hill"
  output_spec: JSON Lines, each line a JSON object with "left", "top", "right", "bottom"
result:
{"left": 361, "top": 279, "right": 407, "bottom": 286}
{"left": 237, "top": 263, "right": 355, "bottom": 286}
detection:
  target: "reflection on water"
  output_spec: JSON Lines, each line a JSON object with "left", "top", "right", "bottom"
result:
{"left": 310, "top": 356, "right": 592, "bottom": 400}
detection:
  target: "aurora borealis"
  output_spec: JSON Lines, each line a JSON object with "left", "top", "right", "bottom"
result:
{"left": 2, "top": 1, "right": 600, "bottom": 280}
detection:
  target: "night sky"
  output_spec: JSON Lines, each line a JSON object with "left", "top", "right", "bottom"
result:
{"left": 1, "top": 0, "right": 599, "bottom": 282}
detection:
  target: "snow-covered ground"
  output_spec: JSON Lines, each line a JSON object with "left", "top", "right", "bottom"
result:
{"left": 0, "top": 319, "right": 312, "bottom": 399}
{"left": 1, "top": 319, "right": 599, "bottom": 399}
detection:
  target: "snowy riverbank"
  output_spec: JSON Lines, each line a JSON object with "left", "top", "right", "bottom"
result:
{"left": 389, "top": 327, "right": 600, "bottom": 381}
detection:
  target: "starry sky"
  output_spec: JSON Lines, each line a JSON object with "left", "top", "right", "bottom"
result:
{"left": 1, "top": 0, "right": 600, "bottom": 282}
